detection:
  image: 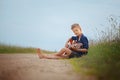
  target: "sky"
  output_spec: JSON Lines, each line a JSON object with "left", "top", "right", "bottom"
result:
{"left": 0, "top": 0, "right": 120, "bottom": 51}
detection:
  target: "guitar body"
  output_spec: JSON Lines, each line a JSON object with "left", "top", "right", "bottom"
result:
{"left": 67, "top": 39, "right": 83, "bottom": 49}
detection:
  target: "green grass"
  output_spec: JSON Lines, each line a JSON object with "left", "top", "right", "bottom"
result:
{"left": 0, "top": 43, "right": 55, "bottom": 54}
{"left": 70, "top": 41, "right": 120, "bottom": 80}
{"left": 70, "top": 16, "right": 120, "bottom": 80}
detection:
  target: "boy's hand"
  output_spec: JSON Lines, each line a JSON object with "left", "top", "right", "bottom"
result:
{"left": 65, "top": 38, "right": 72, "bottom": 48}
{"left": 71, "top": 44, "right": 77, "bottom": 51}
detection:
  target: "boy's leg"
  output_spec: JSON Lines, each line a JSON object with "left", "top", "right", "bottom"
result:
{"left": 37, "top": 48, "right": 71, "bottom": 59}
{"left": 37, "top": 48, "right": 68, "bottom": 59}
{"left": 54, "top": 48, "right": 66, "bottom": 56}
{"left": 54, "top": 48, "right": 72, "bottom": 57}
{"left": 51, "top": 48, "right": 72, "bottom": 58}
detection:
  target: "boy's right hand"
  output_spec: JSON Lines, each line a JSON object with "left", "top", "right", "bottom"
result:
{"left": 70, "top": 44, "right": 77, "bottom": 51}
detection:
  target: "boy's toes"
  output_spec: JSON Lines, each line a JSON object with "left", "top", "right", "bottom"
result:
{"left": 37, "top": 48, "right": 44, "bottom": 59}
{"left": 37, "top": 48, "right": 41, "bottom": 53}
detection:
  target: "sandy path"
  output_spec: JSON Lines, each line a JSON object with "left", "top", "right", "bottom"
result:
{"left": 0, "top": 54, "right": 80, "bottom": 80}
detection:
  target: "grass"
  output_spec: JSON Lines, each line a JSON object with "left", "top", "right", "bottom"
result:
{"left": 70, "top": 41, "right": 120, "bottom": 80}
{"left": 0, "top": 43, "right": 55, "bottom": 54}
{"left": 70, "top": 16, "right": 120, "bottom": 80}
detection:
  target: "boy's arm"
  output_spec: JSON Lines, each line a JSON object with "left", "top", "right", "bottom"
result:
{"left": 77, "top": 48, "right": 88, "bottom": 52}
{"left": 65, "top": 38, "right": 72, "bottom": 48}
{"left": 71, "top": 46, "right": 88, "bottom": 52}
{"left": 72, "top": 36, "right": 89, "bottom": 52}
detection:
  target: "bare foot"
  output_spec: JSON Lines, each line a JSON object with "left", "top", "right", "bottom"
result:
{"left": 37, "top": 48, "right": 44, "bottom": 59}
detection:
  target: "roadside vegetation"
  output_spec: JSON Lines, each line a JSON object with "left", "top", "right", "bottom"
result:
{"left": 0, "top": 43, "right": 55, "bottom": 54}
{"left": 70, "top": 16, "right": 120, "bottom": 80}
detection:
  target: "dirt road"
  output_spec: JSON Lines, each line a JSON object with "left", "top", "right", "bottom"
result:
{"left": 0, "top": 54, "right": 81, "bottom": 80}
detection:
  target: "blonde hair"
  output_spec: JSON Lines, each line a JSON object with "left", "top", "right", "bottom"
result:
{"left": 71, "top": 23, "right": 82, "bottom": 31}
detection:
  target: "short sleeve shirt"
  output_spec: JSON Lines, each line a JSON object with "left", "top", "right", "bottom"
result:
{"left": 71, "top": 34, "right": 89, "bottom": 53}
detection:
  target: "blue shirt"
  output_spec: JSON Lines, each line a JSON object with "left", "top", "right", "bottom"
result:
{"left": 71, "top": 34, "right": 89, "bottom": 53}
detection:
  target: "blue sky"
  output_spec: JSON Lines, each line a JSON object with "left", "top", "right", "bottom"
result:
{"left": 0, "top": 0, "right": 120, "bottom": 51}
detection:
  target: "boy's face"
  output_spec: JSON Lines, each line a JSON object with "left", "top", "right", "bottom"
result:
{"left": 72, "top": 27, "right": 82, "bottom": 36}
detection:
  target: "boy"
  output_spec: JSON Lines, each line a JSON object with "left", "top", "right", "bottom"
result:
{"left": 37, "top": 23, "right": 89, "bottom": 59}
